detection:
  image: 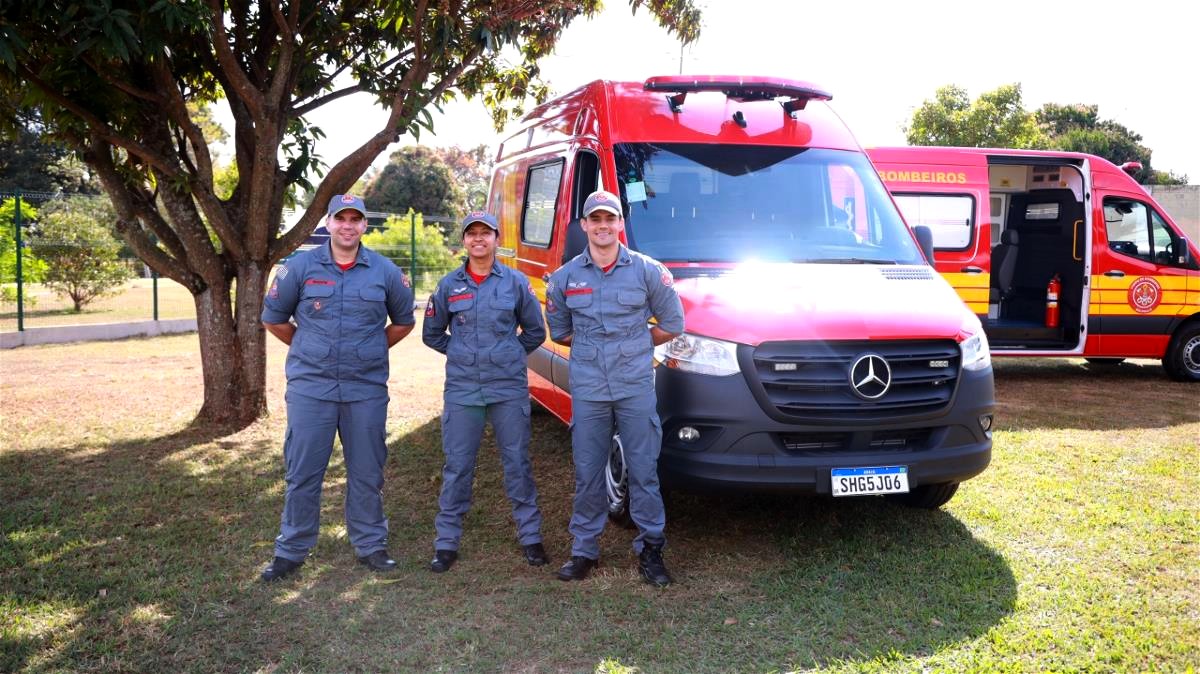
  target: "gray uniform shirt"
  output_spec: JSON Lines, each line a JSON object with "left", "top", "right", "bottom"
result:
{"left": 262, "top": 242, "right": 415, "bottom": 402}
{"left": 423, "top": 261, "right": 546, "bottom": 405}
{"left": 546, "top": 244, "right": 684, "bottom": 402}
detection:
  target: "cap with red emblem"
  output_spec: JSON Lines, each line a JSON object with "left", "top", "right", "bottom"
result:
{"left": 581, "top": 190, "right": 622, "bottom": 218}
{"left": 327, "top": 194, "right": 367, "bottom": 218}
{"left": 461, "top": 210, "right": 500, "bottom": 235}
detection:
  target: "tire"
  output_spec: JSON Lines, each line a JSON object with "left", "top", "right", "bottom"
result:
{"left": 1163, "top": 323, "right": 1200, "bottom": 382}
{"left": 1085, "top": 357, "right": 1125, "bottom": 365}
{"left": 605, "top": 433, "right": 636, "bottom": 528}
{"left": 888, "top": 482, "right": 959, "bottom": 509}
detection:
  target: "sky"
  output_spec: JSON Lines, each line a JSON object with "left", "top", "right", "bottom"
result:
{"left": 237, "top": 0, "right": 1200, "bottom": 182}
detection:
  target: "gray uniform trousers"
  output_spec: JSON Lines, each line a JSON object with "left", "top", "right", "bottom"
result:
{"left": 435, "top": 398, "right": 543, "bottom": 551}
{"left": 274, "top": 391, "right": 390, "bottom": 562}
{"left": 569, "top": 389, "right": 664, "bottom": 559}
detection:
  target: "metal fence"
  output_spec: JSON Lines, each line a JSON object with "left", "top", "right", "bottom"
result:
{"left": 1, "top": 189, "right": 461, "bottom": 333}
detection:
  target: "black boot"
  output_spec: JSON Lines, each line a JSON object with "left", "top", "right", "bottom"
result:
{"left": 261, "top": 556, "right": 304, "bottom": 582}
{"left": 357, "top": 549, "right": 398, "bottom": 572}
{"left": 429, "top": 549, "right": 458, "bottom": 573}
{"left": 637, "top": 544, "right": 672, "bottom": 587}
{"left": 555, "top": 555, "right": 598, "bottom": 581}
{"left": 522, "top": 542, "right": 549, "bottom": 566}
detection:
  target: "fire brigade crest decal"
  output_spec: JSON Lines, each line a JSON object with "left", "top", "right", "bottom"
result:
{"left": 1127, "top": 276, "right": 1162, "bottom": 314}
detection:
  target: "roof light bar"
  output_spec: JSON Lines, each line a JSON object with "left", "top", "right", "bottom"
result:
{"left": 644, "top": 75, "right": 833, "bottom": 116}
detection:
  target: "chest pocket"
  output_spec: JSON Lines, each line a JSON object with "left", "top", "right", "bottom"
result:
{"left": 564, "top": 290, "right": 594, "bottom": 309}
{"left": 300, "top": 283, "right": 335, "bottom": 319}
{"left": 352, "top": 285, "right": 388, "bottom": 323}
{"left": 449, "top": 295, "right": 476, "bottom": 331}
{"left": 617, "top": 289, "right": 646, "bottom": 307}
{"left": 490, "top": 293, "right": 517, "bottom": 333}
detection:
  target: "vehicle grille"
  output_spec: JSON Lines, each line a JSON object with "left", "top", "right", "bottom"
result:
{"left": 746, "top": 340, "right": 960, "bottom": 421}
{"left": 779, "top": 427, "right": 933, "bottom": 453}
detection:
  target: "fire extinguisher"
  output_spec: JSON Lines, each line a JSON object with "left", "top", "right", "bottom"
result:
{"left": 1045, "top": 274, "right": 1061, "bottom": 328}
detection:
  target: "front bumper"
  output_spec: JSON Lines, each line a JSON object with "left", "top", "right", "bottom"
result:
{"left": 653, "top": 363, "right": 995, "bottom": 494}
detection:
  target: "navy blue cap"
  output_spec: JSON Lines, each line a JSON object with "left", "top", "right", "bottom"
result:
{"left": 461, "top": 210, "right": 499, "bottom": 235}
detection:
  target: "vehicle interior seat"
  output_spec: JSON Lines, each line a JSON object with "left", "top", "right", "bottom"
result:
{"left": 990, "top": 229, "right": 1020, "bottom": 303}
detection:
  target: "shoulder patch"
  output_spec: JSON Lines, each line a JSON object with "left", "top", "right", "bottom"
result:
{"left": 660, "top": 265, "right": 674, "bottom": 287}
{"left": 425, "top": 295, "right": 436, "bottom": 317}
{"left": 276, "top": 265, "right": 289, "bottom": 280}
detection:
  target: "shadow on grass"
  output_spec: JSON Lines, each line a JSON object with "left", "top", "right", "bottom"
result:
{"left": 992, "top": 358, "right": 1198, "bottom": 432}
{"left": 2, "top": 412, "right": 1017, "bottom": 672}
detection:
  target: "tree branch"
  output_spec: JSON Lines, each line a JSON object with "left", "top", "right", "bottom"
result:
{"left": 206, "top": 0, "right": 265, "bottom": 120}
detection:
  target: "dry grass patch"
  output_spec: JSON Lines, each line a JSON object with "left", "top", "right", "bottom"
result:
{"left": 2, "top": 338, "right": 1197, "bottom": 672}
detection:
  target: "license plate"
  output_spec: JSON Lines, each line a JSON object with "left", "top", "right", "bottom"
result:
{"left": 831, "top": 466, "right": 909, "bottom": 496}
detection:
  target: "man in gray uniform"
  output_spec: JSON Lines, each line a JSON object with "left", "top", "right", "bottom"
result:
{"left": 423, "top": 211, "right": 548, "bottom": 573}
{"left": 545, "top": 189, "right": 684, "bottom": 586}
{"left": 259, "top": 193, "right": 415, "bottom": 581}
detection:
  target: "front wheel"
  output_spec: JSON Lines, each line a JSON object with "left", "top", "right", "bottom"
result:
{"left": 605, "top": 433, "right": 635, "bottom": 528}
{"left": 1163, "top": 323, "right": 1200, "bottom": 382}
{"left": 888, "top": 482, "right": 960, "bottom": 509}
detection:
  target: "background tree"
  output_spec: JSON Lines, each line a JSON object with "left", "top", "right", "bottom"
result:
{"left": 905, "top": 85, "right": 1187, "bottom": 185}
{"left": 905, "top": 84, "right": 1046, "bottom": 149}
{"left": 31, "top": 195, "right": 132, "bottom": 311}
{"left": 435, "top": 144, "right": 494, "bottom": 209}
{"left": 361, "top": 210, "right": 459, "bottom": 288}
{"left": 362, "top": 145, "right": 464, "bottom": 217}
{"left": 0, "top": 0, "right": 700, "bottom": 427}
{"left": 1035, "top": 103, "right": 1187, "bottom": 184}
{"left": 0, "top": 197, "right": 47, "bottom": 286}
{"left": 0, "top": 111, "right": 99, "bottom": 194}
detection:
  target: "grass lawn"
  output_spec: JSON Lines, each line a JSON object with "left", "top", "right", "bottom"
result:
{"left": 0, "top": 278, "right": 197, "bottom": 332}
{"left": 1, "top": 331, "right": 1197, "bottom": 673}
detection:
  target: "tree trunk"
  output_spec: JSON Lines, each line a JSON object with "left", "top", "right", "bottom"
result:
{"left": 191, "top": 262, "right": 271, "bottom": 428}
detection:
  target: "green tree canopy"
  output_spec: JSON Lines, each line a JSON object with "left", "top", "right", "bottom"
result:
{"left": 0, "top": 197, "right": 47, "bottom": 284}
{"left": 0, "top": 0, "right": 700, "bottom": 426}
{"left": 361, "top": 210, "right": 459, "bottom": 287}
{"left": 31, "top": 195, "right": 131, "bottom": 311}
{"left": 905, "top": 85, "right": 1187, "bottom": 185}
{"left": 905, "top": 84, "right": 1046, "bottom": 149}
{"left": 363, "top": 146, "right": 464, "bottom": 217}
{"left": 1035, "top": 103, "right": 1186, "bottom": 184}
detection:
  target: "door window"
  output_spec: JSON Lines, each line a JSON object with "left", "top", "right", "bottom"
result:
{"left": 1103, "top": 197, "right": 1180, "bottom": 265}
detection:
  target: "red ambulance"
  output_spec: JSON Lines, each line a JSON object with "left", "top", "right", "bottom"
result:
{"left": 868, "top": 146, "right": 1200, "bottom": 380}
{"left": 489, "top": 76, "right": 996, "bottom": 516}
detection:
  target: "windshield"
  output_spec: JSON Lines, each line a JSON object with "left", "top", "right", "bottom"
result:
{"left": 614, "top": 144, "right": 923, "bottom": 265}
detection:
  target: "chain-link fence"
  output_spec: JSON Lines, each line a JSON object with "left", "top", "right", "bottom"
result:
{"left": 2, "top": 190, "right": 462, "bottom": 333}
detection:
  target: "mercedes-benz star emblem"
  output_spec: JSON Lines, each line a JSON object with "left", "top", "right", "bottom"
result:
{"left": 849, "top": 354, "right": 891, "bottom": 400}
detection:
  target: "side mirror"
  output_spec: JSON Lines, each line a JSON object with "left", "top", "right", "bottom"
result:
{"left": 913, "top": 225, "right": 935, "bottom": 265}
{"left": 1178, "top": 240, "right": 1196, "bottom": 268}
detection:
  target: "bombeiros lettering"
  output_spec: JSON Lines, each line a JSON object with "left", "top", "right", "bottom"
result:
{"left": 879, "top": 170, "right": 968, "bottom": 184}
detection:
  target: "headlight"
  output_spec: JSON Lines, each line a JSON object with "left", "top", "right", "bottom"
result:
{"left": 960, "top": 330, "right": 991, "bottom": 371}
{"left": 654, "top": 333, "right": 741, "bottom": 376}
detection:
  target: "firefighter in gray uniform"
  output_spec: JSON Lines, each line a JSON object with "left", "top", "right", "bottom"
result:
{"left": 422, "top": 211, "right": 548, "bottom": 573}
{"left": 545, "top": 189, "right": 684, "bottom": 586}
{"left": 259, "top": 193, "right": 415, "bottom": 582}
